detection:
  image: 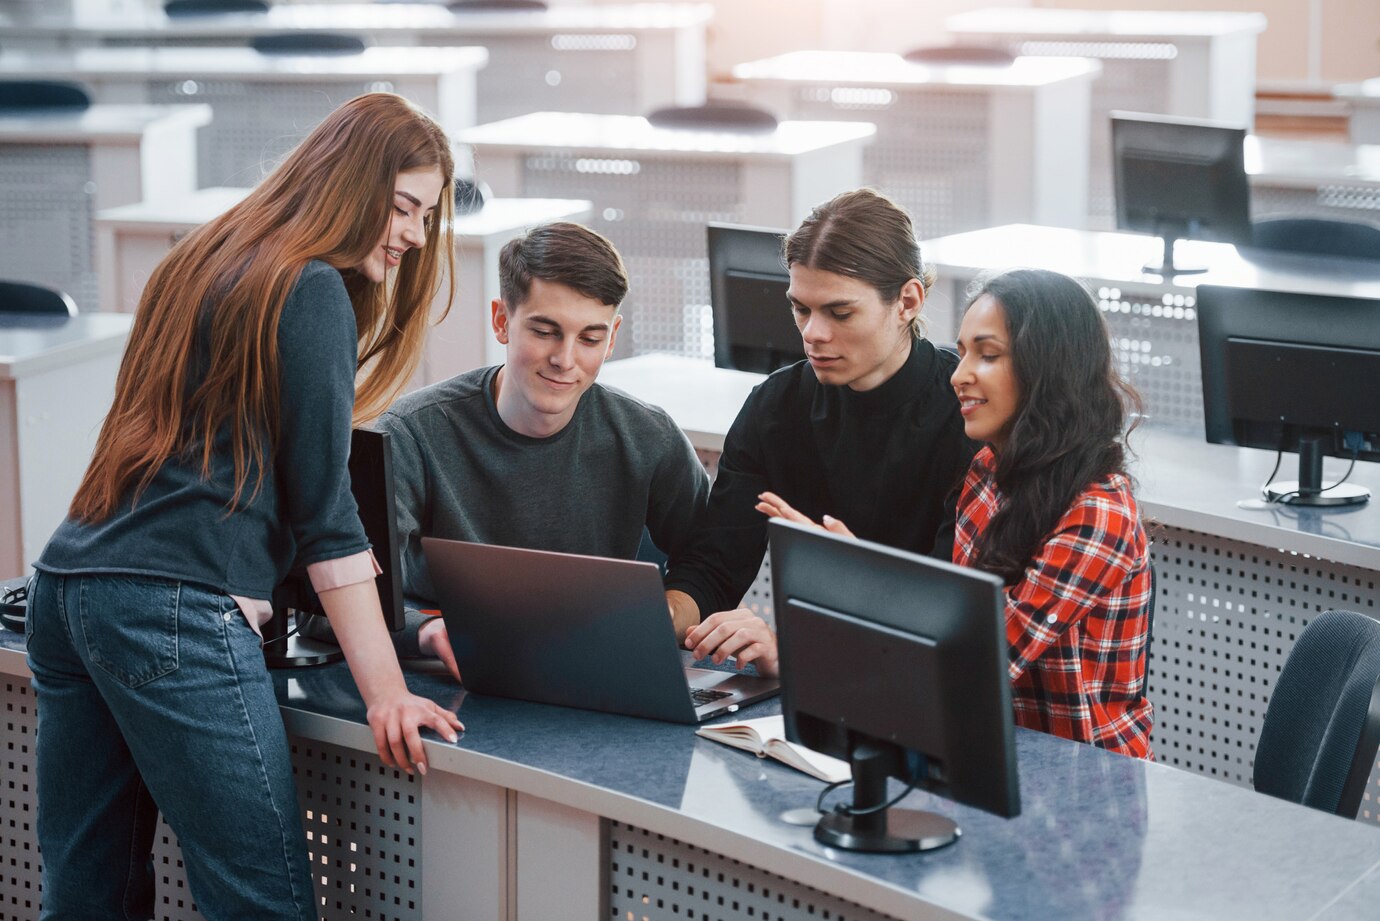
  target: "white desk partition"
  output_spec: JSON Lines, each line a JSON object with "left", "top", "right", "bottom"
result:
{"left": 0, "top": 3, "right": 711, "bottom": 124}
{"left": 733, "top": 51, "right": 1099, "bottom": 235}
{"left": 95, "top": 189, "right": 592, "bottom": 383}
{"left": 1247, "top": 135, "right": 1380, "bottom": 222}
{"left": 1337, "top": 78, "right": 1380, "bottom": 145}
{"left": 0, "top": 312, "right": 133, "bottom": 579}
{"left": 460, "top": 112, "right": 874, "bottom": 360}
{"left": 0, "top": 103, "right": 209, "bottom": 312}
{"left": 0, "top": 46, "right": 485, "bottom": 190}
{"left": 917, "top": 223, "right": 1380, "bottom": 432}
{"left": 945, "top": 7, "right": 1267, "bottom": 226}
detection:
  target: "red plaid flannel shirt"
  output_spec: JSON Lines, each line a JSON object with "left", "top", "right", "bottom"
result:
{"left": 954, "top": 448, "right": 1154, "bottom": 758}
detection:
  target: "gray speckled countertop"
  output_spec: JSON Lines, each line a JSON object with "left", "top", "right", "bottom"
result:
{"left": 4, "top": 628, "right": 1379, "bottom": 920}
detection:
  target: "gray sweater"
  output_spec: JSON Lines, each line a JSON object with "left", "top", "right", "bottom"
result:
{"left": 373, "top": 365, "right": 710, "bottom": 634}
{"left": 37, "top": 261, "right": 368, "bottom": 597}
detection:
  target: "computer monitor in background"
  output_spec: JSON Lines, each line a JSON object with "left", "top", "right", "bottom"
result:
{"left": 265, "top": 428, "right": 406, "bottom": 667}
{"left": 770, "top": 519, "right": 1020, "bottom": 853}
{"left": 1196, "top": 284, "right": 1380, "bottom": 508}
{"left": 707, "top": 223, "right": 805, "bottom": 373}
{"left": 1112, "top": 111, "right": 1251, "bottom": 277}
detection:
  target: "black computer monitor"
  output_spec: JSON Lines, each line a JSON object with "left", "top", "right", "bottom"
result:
{"left": 265, "top": 428, "right": 406, "bottom": 666}
{"left": 1196, "top": 284, "right": 1380, "bottom": 508}
{"left": 1112, "top": 111, "right": 1251, "bottom": 277}
{"left": 707, "top": 223, "right": 805, "bottom": 373}
{"left": 770, "top": 519, "right": 1020, "bottom": 853}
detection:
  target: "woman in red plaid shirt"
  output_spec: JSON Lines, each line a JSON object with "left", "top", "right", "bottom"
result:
{"left": 950, "top": 268, "right": 1153, "bottom": 758}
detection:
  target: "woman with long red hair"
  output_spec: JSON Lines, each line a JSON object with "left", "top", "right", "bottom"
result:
{"left": 25, "top": 93, "right": 464, "bottom": 920}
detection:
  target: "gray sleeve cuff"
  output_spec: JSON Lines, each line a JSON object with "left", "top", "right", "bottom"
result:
{"left": 393, "top": 607, "right": 434, "bottom": 659}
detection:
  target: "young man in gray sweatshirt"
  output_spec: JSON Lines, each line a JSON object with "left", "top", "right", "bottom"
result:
{"left": 374, "top": 222, "right": 710, "bottom": 679}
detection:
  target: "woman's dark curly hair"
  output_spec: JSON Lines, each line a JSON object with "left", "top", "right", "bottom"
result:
{"left": 965, "top": 268, "right": 1142, "bottom": 584}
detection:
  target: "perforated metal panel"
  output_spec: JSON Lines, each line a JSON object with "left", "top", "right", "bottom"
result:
{"left": 934, "top": 277, "right": 1204, "bottom": 432}
{"left": 774, "top": 86, "right": 989, "bottom": 237}
{"left": 1252, "top": 183, "right": 1380, "bottom": 221}
{"left": 3, "top": 689, "right": 422, "bottom": 921}
{"left": 0, "top": 145, "right": 97, "bottom": 310}
{"left": 418, "top": 34, "right": 641, "bottom": 124}
{"left": 0, "top": 679, "right": 38, "bottom": 921}
{"left": 608, "top": 821, "right": 902, "bottom": 921}
{"left": 1148, "top": 525, "right": 1380, "bottom": 827}
{"left": 516, "top": 154, "right": 746, "bottom": 359}
{"left": 147, "top": 78, "right": 391, "bottom": 188}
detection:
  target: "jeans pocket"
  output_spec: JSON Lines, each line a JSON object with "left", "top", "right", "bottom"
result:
{"left": 78, "top": 576, "right": 180, "bottom": 688}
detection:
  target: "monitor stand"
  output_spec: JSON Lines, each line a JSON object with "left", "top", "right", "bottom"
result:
{"left": 1265, "top": 433, "right": 1371, "bottom": 508}
{"left": 812, "top": 743, "right": 960, "bottom": 853}
{"left": 263, "top": 581, "right": 344, "bottom": 668}
{"left": 1143, "top": 231, "right": 1207, "bottom": 277}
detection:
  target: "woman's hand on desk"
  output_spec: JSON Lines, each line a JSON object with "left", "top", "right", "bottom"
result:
{"left": 755, "top": 491, "right": 856, "bottom": 538}
{"left": 418, "top": 616, "right": 462, "bottom": 684}
{"left": 684, "top": 608, "right": 780, "bottom": 678}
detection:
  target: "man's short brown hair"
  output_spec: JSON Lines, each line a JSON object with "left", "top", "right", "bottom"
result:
{"left": 498, "top": 222, "right": 629, "bottom": 311}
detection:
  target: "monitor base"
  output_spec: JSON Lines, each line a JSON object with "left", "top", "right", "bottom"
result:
{"left": 263, "top": 631, "right": 344, "bottom": 669}
{"left": 814, "top": 808, "right": 959, "bottom": 853}
{"left": 1265, "top": 481, "right": 1371, "bottom": 508}
{"left": 1142, "top": 260, "right": 1208, "bottom": 277}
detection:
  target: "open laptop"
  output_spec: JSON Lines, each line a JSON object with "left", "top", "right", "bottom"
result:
{"left": 421, "top": 537, "right": 779, "bottom": 723}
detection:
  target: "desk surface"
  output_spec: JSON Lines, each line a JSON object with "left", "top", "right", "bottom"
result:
{"left": 0, "top": 45, "right": 488, "bottom": 79}
{"left": 95, "top": 189, "right": 593, "bottom": 240}
{"left": 459, "top": 111, "right": 876, "bottom": 157}
{"left": 920, "top": 223, "right": 1380, "bottom": 299}
{"left": 945, "top": 7, "right": 1267, "bottom": 39}
{"left": 732, "top": 51, "right": 1099, "bottom": 89}
{"left": 600, "top": 353, "right": 1380, "bottom": 568}
{"left": 0, "top": 633, "right": 1372, "bottom": 921}
{"left": 1248, "top": 135, "right": 1380, "bottom": 188}
{"left": 0, "top": 312, "right": 134, "bottom": 378}
{"left": 0, "top": 2, "right": 712, "bottom": 37}
{"left": 0, "top": 103, "right": 211, "bottom": 143}
{"left": 1336, "top": 79, "right": 1380, "bottom": 102}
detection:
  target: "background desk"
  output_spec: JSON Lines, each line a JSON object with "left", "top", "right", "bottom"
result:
{"left": 944, "top": 7, "right": 1267, "bottom": 227}
{"left": 1336, "top": 78, "right": 1380, "bottom": 145}
{"left": 917, "top": 222, "right": 1380, "bottom": 432}
{"left": 732, "top": 52, "right": 1099, "bottom": 235}
{"left": 461, "top": 112, "right": 873, "bottom": 361}
{"left": 0, "top": 103, "right": 209, "bottom": 311}
{"left": 0, "top": 2, "right": 711, "bottom": 125}
{"left": 0, "top": 46, "right": 486, "bottom": 189}
{"left": 2, "top": 635, "right": 1379, "bottom": 921}
{"left": 1248, "top": 134, "right": 1380, "bottom": 223}
{"left": 0, "top": 312, "right": 133, "bottom": 581}
{"left": 599, "top": 353, "right": 1380, "bottom": 822}
{"left": 94, "top": 190, "right": 592, "bottom": 383}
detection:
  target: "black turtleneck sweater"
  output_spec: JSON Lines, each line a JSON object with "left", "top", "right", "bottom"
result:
{"left": 664, "top": 338, "right": 979, "bottom": 618}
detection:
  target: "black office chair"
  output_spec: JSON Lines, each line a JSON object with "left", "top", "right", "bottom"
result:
{"left": 0, "top": 281, "right": 79, "bottom": 316}
{"left": 448, "top": 0, "right": 548, "bottom": 10}
{"left": 0, "top": 80, "right": 91, "bottom": 112}
{"left": 454, "top": 177, "right": 490, "bottom": 215}
{"left": 251, "top": 32, "right": 368, "bottom": 56}
{"left": 165, "top": 0, "right": 270, "bottom": 15}
{"left": 903, "top": 45, "right": 1016, "bottom": 66}
{"left": 1253, "top": 609, "right": 1380, "bottom": 818}
{"left": 1250, "top": 217, "right": 1380, "bottom": 261}
{"left": 646, "top": 101, "right": 779, "bottom": 134}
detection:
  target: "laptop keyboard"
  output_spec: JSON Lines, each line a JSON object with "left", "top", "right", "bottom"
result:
{"left": 689, "top": 687, "right": 733, "bottom": 707}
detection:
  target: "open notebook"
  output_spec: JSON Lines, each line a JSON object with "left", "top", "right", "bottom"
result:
{"left": 696, "top": 715, "right": 851, "bottom": 783}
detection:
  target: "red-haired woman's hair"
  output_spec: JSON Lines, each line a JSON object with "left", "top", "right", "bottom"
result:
{"left": 71, "top": 93, "right": 456, "bottom": 522}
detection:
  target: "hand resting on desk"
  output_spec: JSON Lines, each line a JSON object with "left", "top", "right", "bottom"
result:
{"left": 418, "top": 615, "right": 463, "bottom": 684}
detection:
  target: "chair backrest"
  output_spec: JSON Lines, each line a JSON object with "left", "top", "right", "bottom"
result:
{"left": 1254, "top": 609, "right": 1380, "bottom": 818}
{"left": 0, "top": 80, "right": 91, "bottom": 112}
{"left": 1250, "top": 217, "right": 1380, "bottom": 261}
{"left": 0, "top": 280, "right": 79, "bottom": 316}
{"left": 250, "top": 32, "right": 368, "bottom": 56}
{"left": 903, "top": 45, "right": 1016, "bottom": 66}
{"left": 645, "top": 102, "right": 779, "bottom": 134}
{"left": 165, "top": 0, "right": 271, "bottom": 15}
{"left": 448, "top": 0, "right": 548, "bottom": 10}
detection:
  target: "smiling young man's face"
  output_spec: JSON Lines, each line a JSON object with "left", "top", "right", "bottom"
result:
{"left": 490, "top": 278, "right": 621, "bottom": 438}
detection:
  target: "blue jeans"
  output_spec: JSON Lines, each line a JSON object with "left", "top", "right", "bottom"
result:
{"left": 25, "top": 572, "right": 318, "bottom": 921}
